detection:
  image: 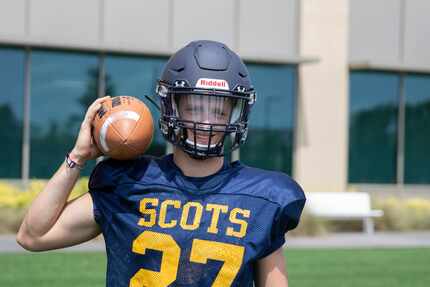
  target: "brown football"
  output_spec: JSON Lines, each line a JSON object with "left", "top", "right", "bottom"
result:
{"left": 92, "top": 96, "right": 154, "bottom": 160}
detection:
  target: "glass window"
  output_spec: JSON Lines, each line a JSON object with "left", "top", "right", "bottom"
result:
{"left": 0, "top": 48, "right": 25, "bottom": 178}
{"left": 348, "top": 72, "right": 399, "bottom": 183}
{"left": 30, "top": 50, "right": 99, "bottom": 178}
{"left": 105, "top": 55, "right": 167, "bottom": 157}
{"left": 240, "top": 64, "right": 297, "bottom": 175}
{"left": 404, "top": 74, "right": 430, "bottom": 184}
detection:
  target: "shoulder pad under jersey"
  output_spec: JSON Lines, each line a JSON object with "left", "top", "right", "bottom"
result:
{"left": 236, "top": 165, "right": 306, "bottom": 232}
{"left": 88, "top": 156, "right": 152, "bottom": 190}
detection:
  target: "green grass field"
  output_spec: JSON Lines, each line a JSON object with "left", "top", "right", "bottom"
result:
{"left": 286, "top": 248, "right": 430, "bottom": 287}
{"left": 0, "top": 248, "right": 429, "bottom": 286}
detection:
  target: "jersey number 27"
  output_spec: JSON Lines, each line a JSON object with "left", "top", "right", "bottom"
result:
{"left": 129, "top": 230, "right": 245, "bottom": 287}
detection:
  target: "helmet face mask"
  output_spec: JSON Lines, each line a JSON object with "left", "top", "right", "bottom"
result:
{"left": 157, "top": 40, "right": 256, "bottom": 159}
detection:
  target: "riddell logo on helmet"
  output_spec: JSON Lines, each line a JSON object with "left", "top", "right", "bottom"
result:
{"left": 196, "top": 78, "right": 230, "bottom": 90}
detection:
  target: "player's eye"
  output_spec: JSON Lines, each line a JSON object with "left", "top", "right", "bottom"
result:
{"left": 186, "top": 106, "right": 204, "bottom": 113}
{"left": 212, "top": 108, "right": 228, "bottom": 118}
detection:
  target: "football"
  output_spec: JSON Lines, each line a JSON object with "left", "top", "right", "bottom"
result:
{"left": 92, "top": 96, "right": 154, "bottom": 160}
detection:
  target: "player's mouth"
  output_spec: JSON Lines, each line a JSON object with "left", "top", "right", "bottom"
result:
{"left": 186, "top": 138, "right": 218, "bottom": 148}
{"left": 186, "top": 131, "right": 222, "bottom": 147}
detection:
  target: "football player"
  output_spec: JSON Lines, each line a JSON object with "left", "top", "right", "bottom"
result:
{"left": 17, "top": 40, "right": 305, "bottom": 287}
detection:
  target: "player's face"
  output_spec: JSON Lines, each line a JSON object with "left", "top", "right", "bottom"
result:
{"left": 177, "top": 94, "right": 233, "bottom": 147}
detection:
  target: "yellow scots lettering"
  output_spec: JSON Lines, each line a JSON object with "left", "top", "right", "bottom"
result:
{"left": 138, "top": 198, "right": 158, "bottom": 227}
{"left": 159, "top": 199, "right": 181, "bottom": 228}
{"left": 137, "top": 198, "right": 251, "bottom": 239}
{"left": 180, "top": 202, "right": 203, "bottom": 230}
{"left": 206, "top": 204, "right": 228, "bottom": 234}
{"left": 226, "top": 208, "right": 250, "bottom": 238}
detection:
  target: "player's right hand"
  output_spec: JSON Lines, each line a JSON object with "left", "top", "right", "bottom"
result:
{"left": 69, "top": 96, "right": 111, "bottom": 165}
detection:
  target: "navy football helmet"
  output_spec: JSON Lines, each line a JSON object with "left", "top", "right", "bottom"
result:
{"left": 157, "top": 40, "right": 256, "bottom": 159}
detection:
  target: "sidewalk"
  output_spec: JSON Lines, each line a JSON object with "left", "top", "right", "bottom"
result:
{"left": 286, "top": 231, "right": 430, "bottom": 249}
{"left": 0, "top": 235, "right": 105, "bottom": 253}
{"left": 1, "top": 231, "right": 430, "bottom": 253}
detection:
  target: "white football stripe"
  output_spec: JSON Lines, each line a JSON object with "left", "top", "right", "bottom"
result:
{"left": 99, "top": 111, "right": 140, "bottom": 152}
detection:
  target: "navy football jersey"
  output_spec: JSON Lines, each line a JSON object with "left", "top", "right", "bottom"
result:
{"left": 89, "top": 154, "right": 305, "bottom": 287}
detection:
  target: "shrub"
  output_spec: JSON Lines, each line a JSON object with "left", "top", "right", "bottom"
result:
{"left": 0, "top": 178, "right": 89, "bottom": 209}
{"left": 292, "top": 196, "right": 430, "bottom": 235}
{"left": 290, "top": 212, "right": 331, "bottom": 236}
{"left": 374, "top": 197, "right": 430, "bottom": 231}
{"left": 0, "top": 178, "right": 89, "bottom": 233}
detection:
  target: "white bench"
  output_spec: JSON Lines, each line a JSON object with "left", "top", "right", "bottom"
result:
{"left": 305, "top": 192, "right": 384, "bottom": 234}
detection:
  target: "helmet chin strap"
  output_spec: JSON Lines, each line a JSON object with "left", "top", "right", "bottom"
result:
{"left": 186, "top": 151, "right": 210, "bottom": 161}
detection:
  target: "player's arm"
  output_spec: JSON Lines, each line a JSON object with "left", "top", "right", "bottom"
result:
{"left": 255, "top": 191, "right": 305, "bottom": 287}
{"left": 16, "top": 96, "right": 110, "bottom": 251}
{"left": 17, "top": 191, "right": 100, "bottom": 251}
{"left": 255, "top": 247, "right": 289, "bottom": 287}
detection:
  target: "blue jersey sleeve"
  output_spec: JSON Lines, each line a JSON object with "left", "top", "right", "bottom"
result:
{"left": 260, "top": 175, "right": 306, "bottom": 258}
{"left": 88, "top": 156, "right": 153, "bottom": 229}
{"left": 88, "top": 158, "right": 119, "bottom": 228}
{"left": 88, "top": 158, "right": 130, "bottom": 190}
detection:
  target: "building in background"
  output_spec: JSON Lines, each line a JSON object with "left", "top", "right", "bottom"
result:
{"left": 0, "top": 0, "right": 429, "bottom": 196}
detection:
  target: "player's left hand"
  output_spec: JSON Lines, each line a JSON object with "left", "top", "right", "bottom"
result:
{"left": 70, "top": 96, "right": 111, "bottom": 165}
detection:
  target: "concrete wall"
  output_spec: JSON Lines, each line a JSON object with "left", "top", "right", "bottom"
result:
{"left": 238, "top": 0, "right": 299, "bottom": 60}
{"left": 0, "top": 0, "right": 300, "bottom": 61}
{"left": 0, "top": 0, "right": 27, "bottom": 38}
{"left": 104, "top": 0, "right": 171, "bottom": 51}
{"left": 294, "top": 0, "right": 349, "bottom": 192}
{"left": 350, "top": 0, "right": 430, "bottom": 69}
